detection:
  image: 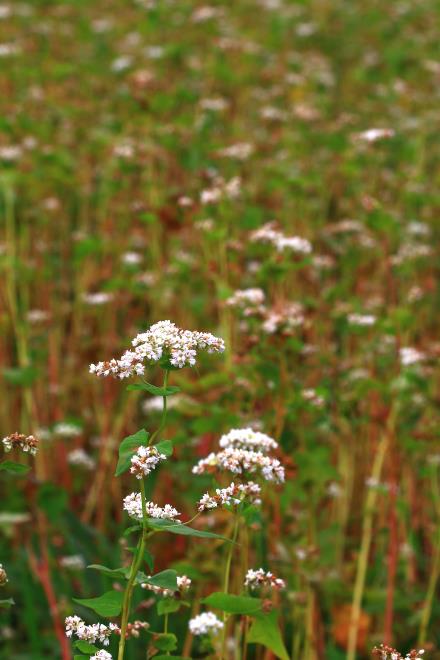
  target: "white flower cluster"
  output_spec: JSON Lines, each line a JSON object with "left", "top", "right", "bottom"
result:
{"left": 2, "top": 432, "right": 39, "bottom": 456}
{"left": 355, "top": 128, "right": 395, "bottom": 143}
{"left": 68, "top": 448, "right": 96, "bottom": 470}
{"left": 261, "top": 302, "right": 305, "bottom": 335}
{"left": 65, "top": 616, "right": 118, "bottom": 646}
{"left": 59, "top": 555, "right": 86, "bottom": 570}
{"left": 219, "top": 428, "right": 278, "bottom": 452}
{"left": 244, "top": 568, "right": 286, "bottom": 591}
{"left": 399, "top": 347, "right": 425, "bottom": 366}
{"left": 123, "top": 493, "right": 180, "bottom": 521}
{"left": 90, "top": 320, "right": 225, "bottom": 377}
{"left": 217, "top": 142, "right": 254, "bottom": 160}
{"left": 373, "top": 644, "right": 424, "bottom": 660}
{"left": 193, "top": 447, "right": 284, "bottom": 483}
{"left": 0, "top": 563, "right": 8, "bottom": 586}
{"left": 347, "top": 313, "right": 376, "bottom": 327}
{"left": 142, "top": 574, "right": 191, "bottom": 597}
{"left": 198, "top": 481, "right": 261, "bottom": 511}
{"left": 251, "top": 222, "right": 312, "bottom": 255}
{"left": 225, "top": 288, "right": 266, "bottom": 315}
{"left": 200, "top": 176, "right": 241, "bottom": 204}
{"left": 130, "top": 446, "right": 167, "bottom": 479}
{"left": 188, "top": 611, "right": 224, "bottom": 636}
{"left": 91, "top": 651, "right": 112, "bottom": 660}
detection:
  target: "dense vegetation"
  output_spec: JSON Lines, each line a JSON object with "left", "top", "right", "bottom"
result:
{"left": 0, "top": 1, "right": 439, "bottom": 659}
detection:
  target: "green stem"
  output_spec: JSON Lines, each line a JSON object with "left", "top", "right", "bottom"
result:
{"left": 220, "top": 513, "right": 240, "bottom": 660}
{"left": 118, "top": 370, "right": 170, "bottom": 660}
{"left": 346, "top": 416, "right": 393, "bottom": 660}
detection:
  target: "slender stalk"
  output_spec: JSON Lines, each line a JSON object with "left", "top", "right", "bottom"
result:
{"left": 117, "top": 370, "right": 170, "bottom": 660}
{"left": 220, "top": 514, "right": 240, "bottom": 660}
{"left": 346, "top": 411, "right": 394, "bottom": 660}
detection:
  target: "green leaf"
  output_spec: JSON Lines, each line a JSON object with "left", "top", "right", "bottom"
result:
{"left": 147, "top": 518, "right": 229, "bottom": 540}
{"left": 157, "top": 598, "right": 181, "bottom": 616}
{"left": 115, "top": 429, "right": 149, "bottom": 477}
{"left": 154, "top": 657, "right": 191, "bottom": 660}
{"left": 74, "top": 640, "right": 99, "bottom": 653}
{"left": 87, "top": 564, "right": 128, "bottom": 579}
{"left": 0, "top": 598, "right": 14, "bottom": 608}
{"left": 73, "top": 656, "right": 89, "bottom": 660}
{"left": 155, "top": 439, "right": 173, "bottom": 457}
{"left": 146, "top": 569, "right": 178, "bottom": 591}
{"left": 0, "top": 460, "right": 31, "bottom": 475}
{"left": 152, "top": 633, "right": 177, "bottom": 652}
{"left": 126, "top": 383, "right": 181, "bottom": 396}
{"left": 73, "top": 590, "right": 124, "bottom": 617}
{"left": 3, "top": 366, "right": 38, "bottom": 386}
{"left": 248, "top": 610, "right": 289, "bottom": 660}
{"left": 202, "top": 592, "right": 262, "bottom": 615}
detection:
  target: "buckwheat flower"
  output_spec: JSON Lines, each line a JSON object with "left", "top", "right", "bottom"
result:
{"left": 111, "top": 55, "right": 132, "bottom": 72}
{"left": 90, "top": 321, "right": 224, "bottom": 378}
{"left": 123, "top": 620, "right": 149, "bottom": 638}
{"left": 59, "top": 555, "right": 86, "bottom": 570}
{"left": 193, "top": 448, "right": 285, "bottom": 483}
{"left": 121, "top": 251, "right": 142, "bottom": 265}
{"left": 2, "top": 432, "right": 39, "bottom": 456}
{"left": 355, "top": 128, "right": 395, "bottom": 143}
{"left": 262, "top": 303, "right": 305, "bottom": 334}
{"left": 82, "top": 292, "right": 114, "bottom": 306}
{"left": 217, "top": 142, "right": 254, "bottom": 160}
{"left": 53, "top": 423, "right": 82, "bottom": 438}
{"left": 65, "top": 617, "right": 118, "bottom": 646}
{"left": 244, "top": 568, "right": 285, "bottom": 590}
{"left": 219, "top": 428, "right": 278, "bottom": 453}
{"left": 91, "top": 651, "right": 112, "bottom": 660}
{"left": 123, "top": 492, "right": 180, "bottom": 521}
{"left": 177, "top": 575, "right": 191, "bottom": 592}
{"left": 198, "top": 481, "right": 261, "bottom": 511}
{"left": 0, "top": 564, "right": 8, "bottom": 586}
{"left": 226, "top": 289, "right": 266, "bottom": 316}
{"left": 347, "top": 313, "right": 376, "bottom": 327}
{"left": 0, "top": 145, "right": 22, "bottom": 160}
{"left": 68, "top": 449, "right": 96, "bottom": 470}
{"left": 302, "top": 389, "right": 325, "bottom": 408}
{"left": 130, "top": 446, "right": 167, "bottom": 479}
{"left": 399, "top": 347, "right": 425, "bottom": 366}
{"left": 199, "top": 97, "right": 229, "bottom": 112}
{"left": 251, "top": 222, "right": 312, "bottom": 255}
{"left": 142, "top": 573, "right": 191, "bottom": 597}
{"left": 189, "top": 612, "right": 224, "bottom": 636}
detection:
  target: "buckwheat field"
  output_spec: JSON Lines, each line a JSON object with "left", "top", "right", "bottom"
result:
{"left": 0, "top": 1, "right": 439, "bottom": 659}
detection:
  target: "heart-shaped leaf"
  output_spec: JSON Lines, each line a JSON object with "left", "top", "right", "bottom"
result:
{"left": 0, "top": 460, "right": 31, "bottom": 475}
{"left": 146, "top": 518, "right": 228, "bottom": 540}
{"left": 87, "top": 564, "right": 128, "bottom": 579}
{"left": 73, "top": 590, "right": 124, "bottom": 617}
{"left": 126, "top": 383, "right": 181, "bottom": 396}
{"left": 115, "top": 429, "right": 149, "bottom": 477}
{"left": 248, "top": 610, "right": 289, "bottom": 660}
{"left": 202, "top": 592, "right": 262, "bottom": 615}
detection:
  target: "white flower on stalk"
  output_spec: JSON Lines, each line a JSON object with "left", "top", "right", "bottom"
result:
{"left": 225, "top": 289, "right": 266, "bottom": 316}
{"left": 0, "top": 564, "right": 8, "bottom": 586}
{"left": 65, "top": 616, "right": 118, "bottom": 646}
{"left": 142, "top": 574, "right": 191, "bottom": 597}
{"left": 59, "top": 555, "right": 86, "bottom": 570}
{"left": 219, "top": 428, "right": 278, "bottom": 453}
{"left": 123, "top": 493, "right": 180, "bottom": 521}
{"left": 355, "top": 128, "right": 395, "bottom": 143}
{"left": 261, "top": 302, "right": 305, "bottom": 334}
{"left": 244, "top": 568, "right": 285, "bottom": 590}
{"left": 91, "top": 651, "right": 113, "bottom": 660}
{"left": 198, "top": 481, "right": 261, "bottom": 511}
{"left": 188, "top": 611, "right": 224, "bottom": 636}
{"left": 130, "top": 446, "right": 167, "bottom": 479}
{"left": 193, "top": 447, "right": 284, "bottom": 483}
{"left": 90, "top": 320, "right": 225, "bottom": 378}
{"left": 2, "top": 433, "right": 39, "bottom": 455}
{"left": 399, "top": 347, "right": 425, "bottom": 366}
{"left": 251, "top": 222, "right": 312, "bottom": 255}
{"left": 68, "top": 449, "right": 96, "bottom": 470}
{"left": 347, "top": 313, "right": 376, "bottom": 327}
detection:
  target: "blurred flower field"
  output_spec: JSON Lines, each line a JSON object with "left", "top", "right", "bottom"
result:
{"left": 0, "top": 0, "right": 440, "bottom": 658}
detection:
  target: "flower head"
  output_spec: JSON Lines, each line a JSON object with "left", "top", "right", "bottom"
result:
{"left": 193, "top": 447, "right": 284, "bottom": 483}
{"left": 244, "top": 568, "right": 285, "bottom": 591}
{"left": 123, "top": 493, "right": 180, "bottom": 521}
{"left": 90, "top": 321, "right": 225, "bottom": 378}
{"left": 219, "top": 428, "right": 278, "bottom": 453}
{"left": 198, "top": 481, "right": 261, "bottom": 511}
{"left": 2, "top": 432, "right": 39, "bottom": 456}
{"left": 0, "top": 564, "right": 8, "bottom": 586}
{"left": 130, "top": 446, "right": 167, "bottom": 479}
{"left": 188, "top": 611, "right": 224, "bottom": 636}
{"left": 65, "top": 616, "right": 118, "bottom": 646}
